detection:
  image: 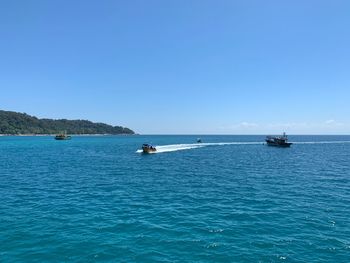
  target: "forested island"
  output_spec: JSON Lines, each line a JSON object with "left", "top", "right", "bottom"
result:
{"left": 0, "top": 110, "right": 135, "bottom": 135}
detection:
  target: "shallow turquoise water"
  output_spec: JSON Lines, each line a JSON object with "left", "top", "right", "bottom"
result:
{"left": 1, "top": 135, "right": 350, "bottom": 262}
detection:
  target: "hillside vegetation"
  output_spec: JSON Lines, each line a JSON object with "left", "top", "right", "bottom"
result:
{"left": 0, "top": 110, "right": 134, "bottom": 135}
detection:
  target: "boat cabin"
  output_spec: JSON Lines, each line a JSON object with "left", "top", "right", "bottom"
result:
{"left": 265, "top": 132, "right": 292, "bottom": 147}
{"left": 142, "top": 144, "right": 157, "bottom": 153}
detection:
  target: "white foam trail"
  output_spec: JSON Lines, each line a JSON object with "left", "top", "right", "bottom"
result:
{"left": 294, "top": 141, "right": 350, "bottom": 144}
{"left": 136, "top": 140, "right": 350, "bottom": 154}
{"left": 198, "top": 142, "right": 260, "bottom": 146}
{"left": 136, "top": 142, "right": 261, "bottom": 154}
{"left": 136, "top": 143, "right": 205, "bottom": 154}
{"left": 155, "top": 144, "right": 204, "bottom": 153}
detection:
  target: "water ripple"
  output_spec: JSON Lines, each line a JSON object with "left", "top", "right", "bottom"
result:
{"left": 0, "top": 135, "right": 350, "bottom": 262}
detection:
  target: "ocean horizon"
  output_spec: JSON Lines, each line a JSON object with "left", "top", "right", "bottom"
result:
{"left": 1, "top": 133, "right": 350, "bottom": 136}
{"left": 1, "top": 135, "right": 349, "bottom": 262}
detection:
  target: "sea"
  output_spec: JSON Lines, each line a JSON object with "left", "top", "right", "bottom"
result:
{"left": 0, "top": 135, "right": 349, "bottom": 262}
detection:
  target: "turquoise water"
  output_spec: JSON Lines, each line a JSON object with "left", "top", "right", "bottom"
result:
{"left": 1, "top": 135, "right": 350, "bottom": 262}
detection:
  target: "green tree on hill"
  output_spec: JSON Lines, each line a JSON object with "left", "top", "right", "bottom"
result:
{"left": 0, "top": 110, "right": 135, "bottom": 135}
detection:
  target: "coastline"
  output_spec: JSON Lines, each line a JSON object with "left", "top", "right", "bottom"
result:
{"left": 0, "top": 134, "right": 137, "bottom": 136}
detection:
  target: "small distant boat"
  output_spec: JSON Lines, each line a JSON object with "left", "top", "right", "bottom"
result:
{"left": 142, "top": 144, "right": 156, "bottom": 153}
{"left": 265, "top": 132, "right": 292, "bottom": 147}
{"left": 55, "top": 131, "right": 71, "bottom": 140}
{"left": 197, "top": 138, "right": 202, "bottom": 143}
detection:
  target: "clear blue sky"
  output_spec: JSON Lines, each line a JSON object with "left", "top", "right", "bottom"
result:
{"left": 1, "top": 0, "right": 349, "bottom": 134}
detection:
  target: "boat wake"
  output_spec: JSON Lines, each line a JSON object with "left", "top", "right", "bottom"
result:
{"left": 136, "top": 142, "right": 260, "bottom": 154}
{"left": 294, "top": 141, "right": 350, "bottom": 144}
{"left": 136, "top": 140, "right": 350, "bottom": 154}
{"left": 136, "top": 143, "right": 205, "bottom": 154}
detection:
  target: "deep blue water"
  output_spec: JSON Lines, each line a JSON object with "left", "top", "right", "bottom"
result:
{"left": 1, "top": 135, "right": 350, "bottom": 262}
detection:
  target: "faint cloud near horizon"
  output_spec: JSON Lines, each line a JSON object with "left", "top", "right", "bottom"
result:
{"left": 219, "top": 120, "right": 350, "bottom": 134}
{"left": 324, "top": 119, "right": 345, "bottom": 126}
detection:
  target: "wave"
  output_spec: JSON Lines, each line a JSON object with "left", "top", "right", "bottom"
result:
{"left": 136, "top": 142, "right": 261, "bottom": 154}
{"left": 294, "top": 141, "right": 350, "bottom": 144}
{"left": 136, "top": 141, "right": 350, "bottom": 154}
{"left": 136, "top": 143, "right": 205, "bottom": 154}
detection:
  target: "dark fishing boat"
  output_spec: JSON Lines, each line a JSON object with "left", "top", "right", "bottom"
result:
{"left": 265, "top": 132, "right": 292, "bottom": 147}
{"left": 142, "top": 144, "right": 156, "bottom": 153}
{"left": 55, "top": 131, "right": 71, "bottom": 140}
{"left": 197, "top": 138, "right": 202, "bottom": 143}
